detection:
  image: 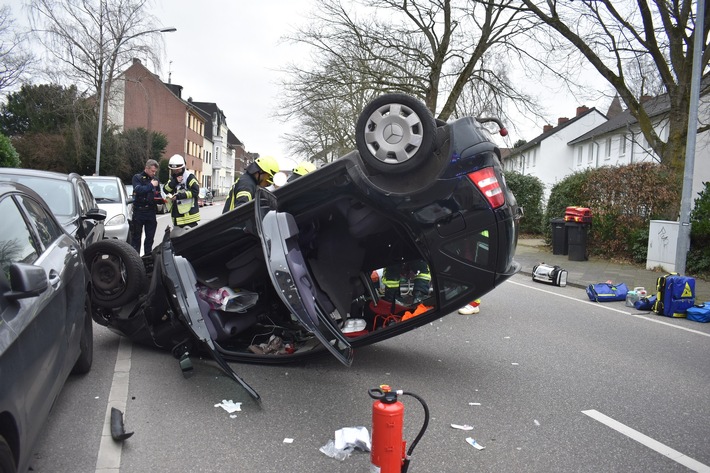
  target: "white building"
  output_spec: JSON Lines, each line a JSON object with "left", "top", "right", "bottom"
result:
{"left": 504, "top": 107, "right": 608, "bottom": 200}
{"left": 505, "top": 86, "right": 710, "bottom": 206}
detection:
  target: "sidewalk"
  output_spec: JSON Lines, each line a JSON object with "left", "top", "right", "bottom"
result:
{"left": 515, "top": 237, "right": 710, "bottom": 302}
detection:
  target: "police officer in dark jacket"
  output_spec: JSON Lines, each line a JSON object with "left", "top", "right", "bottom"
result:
{"left": 131, "top": 159, "right": 160, "bottom": 255}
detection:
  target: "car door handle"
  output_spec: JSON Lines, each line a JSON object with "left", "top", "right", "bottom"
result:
{"left": 48, "top": 269, "right": 61, "bottom": 289}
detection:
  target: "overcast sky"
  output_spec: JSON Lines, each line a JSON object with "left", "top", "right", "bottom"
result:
{"left": 7, "top": 0, "right": 605, "bottom": 169}
{"left": 154, "top": 0, "right": 314, "bottom": 169}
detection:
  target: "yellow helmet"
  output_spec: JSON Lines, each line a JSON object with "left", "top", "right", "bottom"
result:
{"left": 293, "top": 161, "right": 316, "bottom": 176}
{"left": 255, "top": 156, "right": 279, "bottom": 176}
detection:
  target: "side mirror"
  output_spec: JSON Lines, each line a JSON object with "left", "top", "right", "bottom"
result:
{"left": 4, "top": 263, "right": 48, "bottom": 300}
{"left": 83, "top": 207, "right": 107, "bottom": 221}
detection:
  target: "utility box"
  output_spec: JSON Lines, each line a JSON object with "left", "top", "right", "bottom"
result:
{"left": 550, "top": 218, "right": 568, "bottom": 255}
{"left": 646, "top": 220, "right": 680, "bottom": 273}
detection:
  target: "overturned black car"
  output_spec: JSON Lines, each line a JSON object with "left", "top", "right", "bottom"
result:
{"left": 89, "top": 94, "right": 521, "bottom": 402}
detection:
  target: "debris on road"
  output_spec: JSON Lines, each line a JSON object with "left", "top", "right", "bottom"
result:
{"left": 214, "top": 399, "right": 242, "bottom": 414}
{"left": 451, "top": 424, "right": 474, "bottom": 431}
{"left": 465, "top": 437, "right": 485, "bottom": 450}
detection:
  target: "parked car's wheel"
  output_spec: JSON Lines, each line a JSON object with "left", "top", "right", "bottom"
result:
{"left": 0, "top": 436, "right": 15, "bottom": 473}
{"left": 72, "top": 295, "right": 94, "bottom": 374}
{"left": 85, "top": 239, "right": 146, "bottom": 308}
{"left": 355, "top": 93, "right": 436, "bottom": 174}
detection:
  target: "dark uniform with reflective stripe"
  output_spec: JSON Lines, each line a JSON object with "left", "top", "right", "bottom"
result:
{"left": 131, "top": 171, "right": 158, "bottom": 255}
{"left": 382, "top": 260, "right": 431, "bottom": 302}
{"left": 223, "top": 173, "right": 258, "bottom": 213}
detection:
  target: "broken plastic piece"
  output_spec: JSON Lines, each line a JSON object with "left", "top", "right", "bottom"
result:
{"left": 179, "top": 352, "right": 193, "bottom": 377}
{"left": 465, "top": 437, "right": 485, "bottom": 450}
{"left": 451, "top": 424, "right": 474, "bottom": 431}
{"left": 110, "top": 407, "right": 134, "bottom": 441}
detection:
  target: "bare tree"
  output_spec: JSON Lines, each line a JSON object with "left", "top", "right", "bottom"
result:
{"left": 519, "top": 0, "right": 710, "bottom": 177}
{"left": 0, "top": 5, "right": 34, "bottom": 95}
{"left": 27, "top": 0, "right": 166, "bottom": 115}
{"left": 279, "top": 0, "right": 543, "bottom": 161}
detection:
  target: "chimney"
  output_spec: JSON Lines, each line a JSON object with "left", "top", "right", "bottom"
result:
{"left": 576, "top": 105, "right": 589, "bottom": 116}
{"left": 557, "top": 117, "right": 569, "bottom": 125}
{"left": 543, "top": 124, "right": 553, "bottom": 133}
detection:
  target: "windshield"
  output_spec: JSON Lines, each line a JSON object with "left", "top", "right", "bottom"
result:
{"left": 1, "top": 176, "right": 75, "bottom": 217}
{"left": 86, "top": 178, "right": 121, "bottom": 203}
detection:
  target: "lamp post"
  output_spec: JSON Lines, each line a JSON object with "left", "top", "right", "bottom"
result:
{"left": 94, "top": 27, "right": 177, "bottom": 176}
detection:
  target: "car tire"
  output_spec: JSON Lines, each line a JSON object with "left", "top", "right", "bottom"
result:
{"left": 85, "top": 239, "right": 146, "bottom": 308}
{"left": 0, "top": 436, "right": 15, "bottom": 473}
{"left": 72, "top": 296, "right": 94, "bottom": 374}
{"left": 355, "top": 93, "right": 436, "bottom": 174}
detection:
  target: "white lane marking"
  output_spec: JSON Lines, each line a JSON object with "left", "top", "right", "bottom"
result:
{"left": 507, "top": 279, "right": 710, "bottom": 338}
{"left": 582, "top": 410, "right": 710, "bottom": 472}
{"left": 95, "top": 336, "right": 132, "bottom": 472}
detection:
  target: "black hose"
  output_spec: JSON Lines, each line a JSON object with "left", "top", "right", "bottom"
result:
{"left": 400, "top": 391, "right": 430, "bottom": 473}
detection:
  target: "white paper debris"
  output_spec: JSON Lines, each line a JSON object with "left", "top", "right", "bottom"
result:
{"left": 468, "top": 402, "right": 481, "bottom": 406}
{"left": 321, "top": 427, "right": 371, "bottom": 461}
{"left": 466, "top": 437, "right": 485, "bottom": 450}
{"left": 451, "top": 424, "right": 474, "bottom": 431}
{"left": 214, "top": 400, "right": 242, "bottom": 414}
{"left": 229, "top": 415, "right": 238, "bottom": 419}
{"left": 283, "top": 438, "right": 294, "bottom": 444}
{"left": 334, "top": 426, "right": 371, "bottom": 451}
{"left": 534, "top": 419, "right": 540, "bottom": 426}
{"left": 511, "top": 362, "right": 519, "bottom": 365}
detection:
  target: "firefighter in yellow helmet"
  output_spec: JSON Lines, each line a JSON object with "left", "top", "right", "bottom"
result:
{"left": 223, "top": 156, "right": 280, "bottom": 213}
{"left": 287, "top": 161, "right": 316, "bottom": 182}
{"left": 163, "top": 154, "right": 201, "bottom": 228}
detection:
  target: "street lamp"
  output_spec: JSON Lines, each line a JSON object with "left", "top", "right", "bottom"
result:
{"left": 94, "top": 27, "right": 177, "bottom": 176}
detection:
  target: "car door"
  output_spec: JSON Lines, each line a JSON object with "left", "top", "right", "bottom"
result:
{"left": 158, "top": 241, "right": 261, "bottom": 403}
{"left": 0, "top": 192, "right": 82, "bottom": 460}
{"left": 254, "top": 187, "right": 354, "bottom": 366}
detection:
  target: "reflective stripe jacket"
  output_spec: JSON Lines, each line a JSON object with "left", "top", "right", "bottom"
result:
{"left": 164, "top": 171, "right": 201, "bottom": 227}
{"left": 223, "top": 173, "right": 257, "bottom": 213}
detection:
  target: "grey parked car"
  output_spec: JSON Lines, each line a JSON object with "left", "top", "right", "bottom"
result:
{"left": 0, "top": 169, "right": 106, "bottom": 250}
{"left": 0, "top": 181, "right": 94, "bottom": 473}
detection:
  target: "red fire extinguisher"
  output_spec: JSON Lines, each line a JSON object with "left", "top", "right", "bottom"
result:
{"left": 369, "top": 385, "right": 430, "bottom": 473}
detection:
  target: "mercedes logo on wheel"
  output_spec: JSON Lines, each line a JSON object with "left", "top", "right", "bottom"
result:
{"left": 383, "top": 123, "right": 404, "bottom": 144}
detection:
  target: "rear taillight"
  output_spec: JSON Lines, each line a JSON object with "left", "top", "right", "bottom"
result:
{"left": 467, "top": 167, "right": 505, "bottom": 209}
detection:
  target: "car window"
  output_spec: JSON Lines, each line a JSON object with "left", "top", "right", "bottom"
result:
{"left": 86, "top": 178, "right": 121, "bottom": 203}
{"left": 0, "top": 176, "right": 75, "bottom": 217}
{"left": 19, "top": 195, "right": 64, "bottom": 249}
{"left": 77, "top": 180, "right": 95, "bottom": 214}
{"left": 0, "top": 196, "right": 39, "bottom": 278}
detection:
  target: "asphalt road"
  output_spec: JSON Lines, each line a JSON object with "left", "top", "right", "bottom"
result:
{"left": 30, "top": 204, "right": 710, "bottom": 473}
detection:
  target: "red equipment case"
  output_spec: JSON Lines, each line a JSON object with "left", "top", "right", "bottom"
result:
{"left": 564, "top": 206, "right": 592, "bottom": 223}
